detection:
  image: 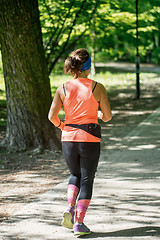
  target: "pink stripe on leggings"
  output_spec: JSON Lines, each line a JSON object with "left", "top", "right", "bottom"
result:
{"left": 75, "top": 199, "right": 91, "bottom": 223}
{"left": 67, "top": 184, "right": 79, "bottom": 207}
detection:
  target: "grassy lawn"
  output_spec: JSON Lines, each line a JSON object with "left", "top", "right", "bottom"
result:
{"left": 0, "top": 68, "right": 160, "bottom": 127}
{"left": 50, "top": 71, "right": 159, "bottom": 96}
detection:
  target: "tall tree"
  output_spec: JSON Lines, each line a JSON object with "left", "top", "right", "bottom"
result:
{"left": 0, "top": 0, "right": 60, "bottom": 151}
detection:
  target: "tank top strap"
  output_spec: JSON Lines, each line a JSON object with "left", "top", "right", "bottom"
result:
{"left": 92, "top": 82, "right": 97, "bottom": 93}
{"left": 92, "top": 81, "right": 97, "bottom": 93}
{"left": 63, "top": 83, "right": 66, "bottom": 96}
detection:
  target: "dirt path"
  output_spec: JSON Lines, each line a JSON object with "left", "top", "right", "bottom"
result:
{"left": 96, "top": 62, "right": 160, "bottom": 73}
{"left": 0, "top": 77, "right": 160, "bottom": 223}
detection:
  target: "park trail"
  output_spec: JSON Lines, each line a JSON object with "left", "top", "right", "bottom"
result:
{"left": 95, "top": 62, "right": 160, "bottom": 73}
{"left": 0, "top": 105, "right": 160, "bottom": 239}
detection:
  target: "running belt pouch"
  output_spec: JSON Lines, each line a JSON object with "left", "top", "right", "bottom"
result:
{"left": 65, "top": 123, "right": 101, "bottom": 138}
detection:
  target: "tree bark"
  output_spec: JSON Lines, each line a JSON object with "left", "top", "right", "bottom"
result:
{"left": 0, "top": 0, "right": 61, "bottom": 151}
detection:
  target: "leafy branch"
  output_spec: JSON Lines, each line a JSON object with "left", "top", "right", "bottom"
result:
{"left": 47, "top": 0, "right": 100, "bottom": 74}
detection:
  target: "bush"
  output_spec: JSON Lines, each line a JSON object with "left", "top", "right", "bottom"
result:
{"left": 52, "top": 60, "right": 65, "bottom": 74}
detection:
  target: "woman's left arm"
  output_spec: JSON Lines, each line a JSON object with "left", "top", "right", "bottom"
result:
{"left": 48, "top": 87, "right": 64, "bottom": 130}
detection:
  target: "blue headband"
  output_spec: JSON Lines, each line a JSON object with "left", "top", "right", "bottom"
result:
{"left": 81, "top": 56, "right": 91, "bottom": 71}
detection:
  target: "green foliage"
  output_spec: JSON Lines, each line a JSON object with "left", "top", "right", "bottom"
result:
{"left": 38, "top": 0, "right": 160, "bottom": 68}
{"left": 51, "top": 61, "right": 65, "bottom": 75}
{"left": 152, "top": 47, "right": 160, "bottom": 64}
{"left": 94, "top": 0, "right": 160, "bottom": 63}
{"left": 0, "top": 97, "right": 7, "bottom": 127}
{"left": 39, "top": 0, "right": 100, "bottom": 73}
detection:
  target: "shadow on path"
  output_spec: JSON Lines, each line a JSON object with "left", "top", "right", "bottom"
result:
{"left": 80, "top": 226, "right": 160, "bottom": 238}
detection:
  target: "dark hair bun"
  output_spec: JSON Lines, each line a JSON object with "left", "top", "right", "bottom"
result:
{"left": 64, "top": 49, "right": 89, "bottom": 78}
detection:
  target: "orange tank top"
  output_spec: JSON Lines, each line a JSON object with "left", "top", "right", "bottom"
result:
{"left": 61, "top": 78, "right": 100, "bottom": 142}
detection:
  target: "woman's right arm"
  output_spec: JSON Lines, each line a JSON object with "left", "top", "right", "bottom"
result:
{"left": 97, "top": 83, "right": 112, "bottom": 122}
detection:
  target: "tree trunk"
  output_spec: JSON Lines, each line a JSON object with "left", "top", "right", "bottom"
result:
{"left": 0, "top": 0, "right": 61, "bottom": 151}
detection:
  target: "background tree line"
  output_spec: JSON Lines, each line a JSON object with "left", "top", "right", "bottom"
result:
{"left": 39, "top": 0, "right": 160, "bottom": 74}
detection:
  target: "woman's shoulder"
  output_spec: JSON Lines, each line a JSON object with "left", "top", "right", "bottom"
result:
{"left": 57, "top": 79, "right": 72, "bottom": 98}
{"left": 57, "top": 84, "right": 63, "bottom": 92}
{"left": 91, "top": 80, "right": 105, "bottom": 91}
{"left": 57, "top": 79, "right": 71, "bottom": 90}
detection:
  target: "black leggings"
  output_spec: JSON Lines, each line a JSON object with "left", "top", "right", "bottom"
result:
{"left": 62, "top": 142, "right": 100, "bottom": 200}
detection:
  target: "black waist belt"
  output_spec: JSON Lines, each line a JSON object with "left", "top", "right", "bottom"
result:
{"left": 65, "top": 123, "right": 101, "bottom": 139}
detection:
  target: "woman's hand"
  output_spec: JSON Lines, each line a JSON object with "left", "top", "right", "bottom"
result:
{"left": 98, "top": 111, "right": 103, "bottom": 119}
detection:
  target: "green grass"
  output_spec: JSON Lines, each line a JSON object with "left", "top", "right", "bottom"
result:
{"left": 0, "top": 68, "right": 160, "bottom": 125}
{"left": 49, "top": 71, "right": 160, "bottom": 118}
{"left": 50, "top": 71, "right": 159, "bottom": 95}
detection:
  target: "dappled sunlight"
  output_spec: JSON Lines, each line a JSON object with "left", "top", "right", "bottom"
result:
{"left": 90, "top": 145, "right": 160, "bottom": 235}
{"left": 129, "top": 144, "right": 157, "bottom": 150}
{"left": 0, "top": 0, "right": 160, "bottom": 236}
{"left": 1, "top": 108, "right": 160, "bottom": 239}
{"left": 0, "top": 152, "right": 69, "bottom": 222}
{"left": 86, "top": 227, "right": 160, "bottom": 238}
{"left": 0, "top": 63, "right": 160, "bottom": 238}
{"left": 102, "top": 106, "right": 160, "bottom": 153}
{"left": 112, "top": 110, "right": 153, "bottom": 116}
{"left": 0, "top": 182, "right": 71, "bottom": 239}
{"left": 87, "top": 173, "right": 160, "bottom": 237}
{"left": 98, "top": 107, "right": 160, "bottom": 185}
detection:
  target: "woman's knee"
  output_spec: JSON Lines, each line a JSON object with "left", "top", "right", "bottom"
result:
{"left": 81, "top": 174, "right": 95, "bottom": 187}
{"left": 69, "top": 174, "right": 81, "bottom": 188}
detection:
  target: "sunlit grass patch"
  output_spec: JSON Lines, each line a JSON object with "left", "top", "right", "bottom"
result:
{"left": 50, "top": 71, "right": 160, "bottom": 96}
{"left": 0, "top": 67, "right": 160, "bottom": 124}
{"left": 49, "top": 71, "right": 160, "bottom": 119}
